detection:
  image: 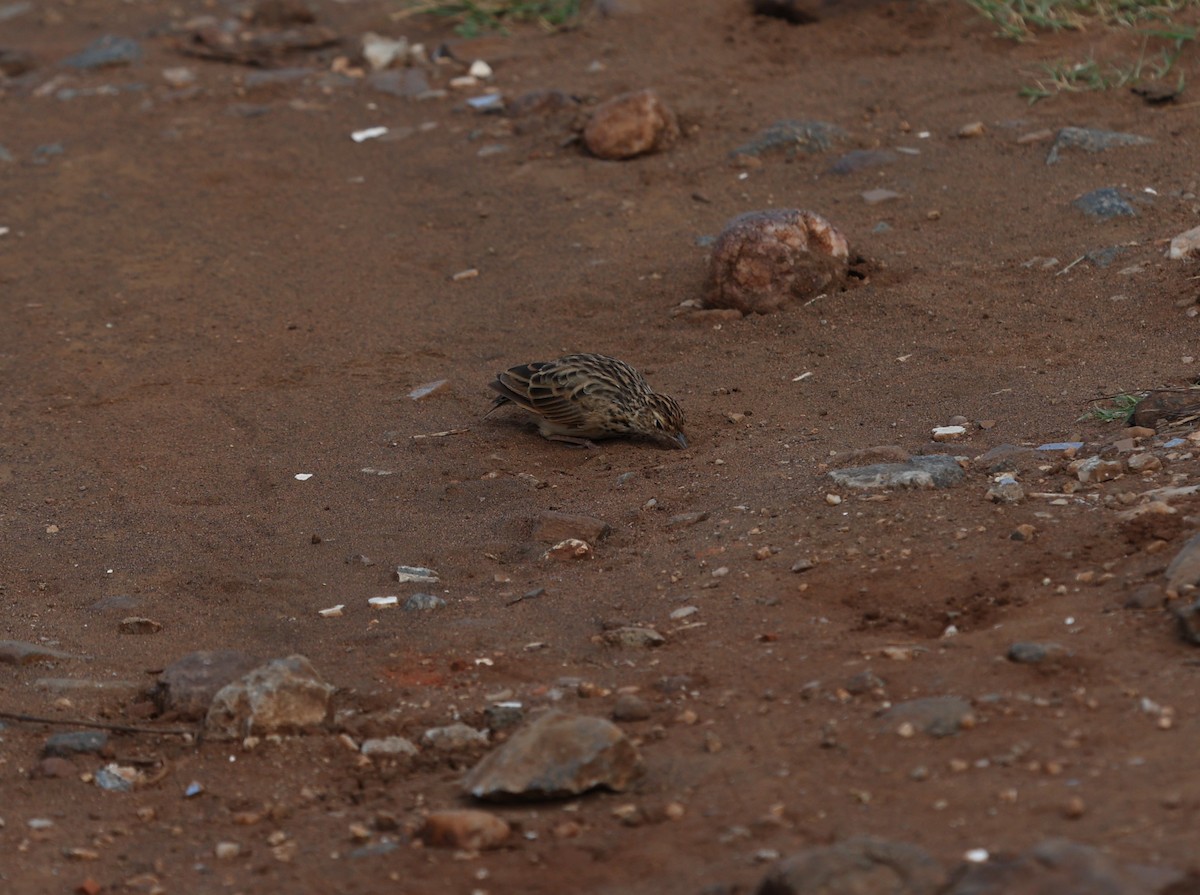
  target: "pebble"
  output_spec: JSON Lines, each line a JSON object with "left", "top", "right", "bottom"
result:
{"left": 1168, "top": 224, "right": 1200, "bottom": 261}
{"left": 669, "top": 605, "right": 698, "bottom": 620}
{"left": 43, "top": 731, "right": 109, "bottom": 758}
{"left": 861, "top": 188, "right": 902, "bottom": 205}
{"left": 485, "top": 701, "right": 524, "bottom": 731}
{"left": 402, "top": 593, "right": 446, "bottom": 611}
{"left": 957, "top": 121, "right": 985, "bottom": 138}
{"left": 601, "top": 626, "right": 666, "bottom": 648}
{"left": 583, "top": 88, "right": 678, "bottom": 160}
{"left": 986, "top": 474, "right": 1024, "bottom": 503}
{"left": 0, "top": 640, "right": 77, "bottom": 665}
{"left": 729, "top": 120, "right": 846, "bottom": 158}
{"left": 360, "top": 736, "right": 418, "bottom": 758}
{"left": 463, "top": 711, "right": 642, "bottom": 800}
{"left": 612, "top": 693, "right": 651, "bottom": 721}
{"left": 1124, "top": 583, "right": 1165, "bottom": 610}
{"left": 534, "top": 510, "right": 611, "bottom": 544}
{"left": 204, "top": 655, "right": 335, "bottom": 740}
{"left": 1071, "top": 456, "right": 1123, "bottom": 484}
{"left": 1046, "top": 126, "right": 1153, "bottom": 164}
{"left": 62, "top": 35, "right": 141, "bottom": 69}
{"left": 1006, "top": 642, "right": 1066, "bottom": 664}
{"left": 931, "top": 425, "right": 966, "bottom": 442}
{"left": 420, "top": 809, "right": 510, "bottom": 850}
{"left": 757, "top": 836, "right": 946, "bottom": 895}
{"left": 94, "top": 763, "right": 140, "bottom": 792}
{"left": 368, "top": 596, "right": 399, "bottom": 609}
{"left": 1127, "top": 453, "right": 1161, "bottom": 473}
{"left": 666, "top": 511, "right": 708, "bottom": 529}
{"left": 1073, "top": 188, "right": 1137, "bottom": 220}
{"left": 361, "top": 32, "right": 409, "bottom": 71}
{"left": 882, "top": 696, "right": 973, "bottom": 737}
{"left": 118, "top": 617, "right": 162, "bottom": 635}
{"left": 394, "top": 565, "right": 439, "bottom": 583}
{"left": 828, "top": 455, "right": 964, "bottom": 490}
{"left": 214, "top": 841, "right": 241, "bottom": 860}
{"left": 703, "top": 209, "right": 848, "bottom": 314}
{"left": 422, "top": 722, "right": 489, "bottom": 751}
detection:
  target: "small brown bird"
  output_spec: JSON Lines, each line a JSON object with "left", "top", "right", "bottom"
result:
{"left": 486, "top": 353, "right": 688, "bottom": 448}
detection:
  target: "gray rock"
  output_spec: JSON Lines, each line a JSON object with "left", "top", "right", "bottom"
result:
{"left": 667, "top": 511, "right": 709, "bottom": 529}
{"left": 881, "top": 696, "right": 972, "bottom": 737}
{"left": 463, "top": 711, "right": 642, "bottom": 801}
{"left": 829, "top": 455, "right": 964, "bottom": 490}
{"left": 533, "top": 510, "right": 611, "bottom": 544}
{"left": 243, "top": 67, "right": 312, "bottom": 88}
{"left": 943, "top": 838, "right": 1183, "bottom": 895}
{"left": 43, "top": 731, "right": 108, "bottom": 757}
{"left": 612, "top": 693, "right": 651, "bottom": 721}
{"left": 62, "top": 35, "right": 141, "bottom": 69}
{"left": 360, "top": 736, "right": 418, "bottom": 758}
{"left": 1073, "top": 188, "right": 1136, "bottom": 220}
{"left": 1165, "top": 532, "right": 1200, "bottom": 598}
{"left": 1086, "top": 245, "right": 1128, "bottom": 268}
{"left": 731, "top": 120, "right": 846, "bottom": 158}
{"left": 977, "top": 444, "right": 1034, "bottom": 473}
{"left": 601, "top": 625, "right": 666, "bottom": 648}
{"left": 204, "top": 655, "right": 334, "bottom": 740}
{"left": 31, "top": 143, "right": 63, "bottom": 165}
{"left": 1046, "top": 126, "right": 1153, "bottom": 165}
{"left": 485, "top": 701, "right": 525, "bottom": 732}
{"left": 1124, "top": 583, "right": 1165, "bottom": 610}
{"left": 0, "top": 641, "right": 77, "bottom": 665}
{"left": 367, "top": 68, "right": 430, "bottom": 98}
{"left": 1007, "top": 642, "right": 1067, "bottom": 664}
{"left": 1173, "top": 598, "right": 1200, "bottom": 646}
{"left": 422, "top": 722, "right": 489, "bottom": 751}
{"left": 986, "top": 475, "right": 1024, "bottom": 503}
{"left": 0, "top": 144, "right": 12, "bottom": 163}
{"left": 87, "top": 594, "right": 141, "bottom": 613}
{"left": 829, "top": 149, "right": 897, "bottom": 175}
{"left": 154, "top": 650, "right": 261, "bottom": 720}
{"left": 403, "top": 593, "right": 446, "bottom": 611}
{"left": 756, "top": 835, "right": 946, "bottom": 895}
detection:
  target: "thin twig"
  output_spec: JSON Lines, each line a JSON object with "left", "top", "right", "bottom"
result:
{"left": 0, "top": 710, "right": 195, "bottom": 737}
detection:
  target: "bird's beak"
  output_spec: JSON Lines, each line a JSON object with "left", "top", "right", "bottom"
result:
{"left": 673, "top": 432, "right": 689, "bottom": 449}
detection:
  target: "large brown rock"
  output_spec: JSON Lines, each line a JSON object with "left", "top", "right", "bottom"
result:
{"left": 704, "top": 209, "right": 849, "bottom": 314}
{"left": 463, "top": 711, "right": 641, "bottom": 801}
{"left": 583, "top": 89, "right": 678, "bottom": 160}
{"left": 533, "top": 510, "right": 611, "bottom": 544}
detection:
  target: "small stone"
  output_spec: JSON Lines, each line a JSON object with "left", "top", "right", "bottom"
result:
{"left": 583, "top": 88, "right": 678, "bottom": 160}
{"left": 1124, "top": 583, "right": 1165, "bottom": 610}
{"left": 422, "top": 722, "right": 489, "bottom": 751}
{"left": 43, "top": 731, "right": 109, "bottom": 758}
{"left": 931, "top": 425, "right": 966, "bottom": 442}
{"left": 34, "top": 756, "right": 78, "bottom": 778}
{"left": 420, "top": 810, "right": 510, "bottom": 850}
{"left": 1174, "top": 598, "right": 1200, "bottom": 645}
{"left": 957, "top": 121, "right": 985, "bottom": 138}
{"left": 204, "top": 655, "right": 334, "bottom": 740}
{"left": 667, "top": 511, "right": 708, "bottom": 529}
{"left": 1007, "top": 642, "right": 1067, "bottom": 664}
{"left": 861, "top": 188, "right": 902, "bottom": 205}
{"left": 828, "top": 149, "right": 896, "bottom": 175}
{"left": 394, "top": 565, "right": 439, "bottom": 584}
{"left": 214, "top": 841, "right": 241, "bottom": 860}
{"left": 791, "top": 558, "right": 815, "bottom": 573}
{"left": 881, "top": 696, "right": 973, "bottom": 738}
{"left": 161, "top": 66, "right": 195, "bottom": 87}
{"left": 986, "top": 475, "right": 1025, "bottom": 503}
{"left": 1072, "top": 456, "right": 1123, "bottom": 484}
{"left": 0, "top": 641, "right": 77, "bottom": 665}
{"left": 1073, "top": 188, "right": 1137, "bottom": 220}
{"left": 601, "top": 626, "right": 666, "bottom": 648}
{"left": 612, "top": 694, "right": 651, "bottom": 722}
{"left": 1011, "top": 523, "right": 1037, "bottom": 542}
{"left": 118, "top": 617, "right": 162, "bottom": 635}
{"left": 731, "top": 120, "right": 845, "bottom": 159}
{"left": 704, "top": 209, "right": 849, "bottom": 314}
{"left": 1168, "top": 225, "right": 1200, "bottom": 261}
{"left": 1127, "top": 453, "right": 1161, "bottom": 473}
{"left": 94, "top": 763, "right": 141, "bottom": 792}
{"left": 1047, "top": 126, "right": 1153, "bottom": 164}
{"left": 669, "top": 605, "right": 698, "bottom": 620}
{"left": 544, "top": 538, "right": 593, "bottom": 561}
{"left": 62, "top": 35, "right": 141, "bottom": 69}
{"left": 360, "top": 736, "right": 418, "bottom": 758}
{"left": 825, "top": 493, "right": 843, "bottom": 505}
{"left": 485, "top": 702, "right": 525, "bottom": 732}
{"left": 408, "top": 379, "right": 448, "bottom": 400}
{"left": 845, "top": 671, "right": 885, "bottom": 695}
{"left": 361, "top": 32, "right": 409, "bottom": 71}
{"left": 402, "top": 593, "right": 446, "bottom": 611}
{"left": 463, "top": 711, "right": 642, "bottom": 800}
{"left": 828, "top": 455, "right": 964, "bottom": 490}
{"left": 533, "top": 511, "right": 610, "bottom": 544}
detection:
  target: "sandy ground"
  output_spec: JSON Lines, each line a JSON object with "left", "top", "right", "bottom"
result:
{"left": 3, "top": 0, "right": 1200, "bottom": 892}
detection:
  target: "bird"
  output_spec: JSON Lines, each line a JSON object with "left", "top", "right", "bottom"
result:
{"left": 485, "top": 353, "right": 688, "bottom": 449}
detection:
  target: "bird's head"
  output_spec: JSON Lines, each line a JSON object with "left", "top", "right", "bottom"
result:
{"left": 635, "top": 393, "right": 688, "bottom": 448}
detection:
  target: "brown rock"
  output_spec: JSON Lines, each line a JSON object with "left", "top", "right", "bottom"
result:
{"left": 704, "top": 209, "right": 849, "bottom": 314}
{"left": 33, "top": 756, "right": 79, "bottom": 779}
{"left": 533, "top": 510, "right": 610, "bottom": 544}
{"left": 420, "top": 809, "right": 510, "bottom": 850}
{"left": 583, "top": 89, "right": 678, "bottom": 160}
{"left": 118, "top": 617, "right": 162, "bottom": 635}
{"left": 205, "top": 655, "right": 334, "bottom": 740}
{"left": 463, "top": 711, "right": 642, "bottom": 801}
{"left": 543, "top": 538, "right": 593, "bottom": 561}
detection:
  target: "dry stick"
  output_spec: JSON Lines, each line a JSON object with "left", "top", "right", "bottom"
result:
{"left": 0, "top": 710, "right": 195, "bottom": 737}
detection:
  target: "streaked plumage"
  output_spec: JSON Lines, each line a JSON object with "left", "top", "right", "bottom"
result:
{"left": 486, "top": 353, "right": 688, "bottom": 448}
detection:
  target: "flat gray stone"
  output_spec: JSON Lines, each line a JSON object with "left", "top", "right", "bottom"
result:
{"left": 204, "top": 655, "right": 334, "bottom": 740}
{"left": 0, "top": 640, "right": 77, "bottom": 665}
{"left": 463, "top": 711, "right": 641, "bottom": 801}
{"left": 1073, "top": 188, "right": 1136, "bottom": 220}
{"left": 829, "top": 149, "right": 897, "bottom": 175}
{"left": 62, "top": 35, "right": 141, "bottom": 69}
{"left": 881, "top": 696, "right": 972, "bottom": 737}
{"left": 757, "top": 835, "right": 946, "bottom": 895}
{"left": 1007, "top": 642, "right": 1067, "bottom": 664}
{"left": 43, "top": 731, "right": 109, "bottom": 757}
{"left": 731, "top": 120, "right": 846, "bottom": 158}
{"left": 829, "top": 454, "right": 964, "bottom": 490}
{"left": 1046, "top": 126, "right": 1152, "bottom": 164}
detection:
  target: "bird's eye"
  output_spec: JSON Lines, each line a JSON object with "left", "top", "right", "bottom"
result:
{"left": 654, "top": 418, "right": 664, "bottom": 429}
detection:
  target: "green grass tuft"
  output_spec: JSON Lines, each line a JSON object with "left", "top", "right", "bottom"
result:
{"left": 1079, "top": 393, "right": 1143, "bottom": 423}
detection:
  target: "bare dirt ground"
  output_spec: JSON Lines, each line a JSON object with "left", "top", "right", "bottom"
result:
{"left": 4, "top": 0, "right": 1200, "bottom": 892}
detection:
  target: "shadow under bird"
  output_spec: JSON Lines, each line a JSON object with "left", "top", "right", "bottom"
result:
{"left": 486, "top": 353, "right": 688, "bottom": 448}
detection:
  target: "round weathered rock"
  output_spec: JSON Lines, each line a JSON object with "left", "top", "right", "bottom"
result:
{"left": 583, "top": 89, "right": 679, "bottom": 160}
{"left": 463, "top": 711, "right": 641, "bottom": 801}
{"left": 420, "top": 809, "right": 510, "bottom": 851}
{"left": 704, "top": 209, "right": 849, "bottom": 314}
{"left": 204, "top": 655, "right": 334, "bottom": 740}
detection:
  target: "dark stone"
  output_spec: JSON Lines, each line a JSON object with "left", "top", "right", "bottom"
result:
{"left": 367, "top": 68, "right": 429, "bottom": 98}
{"left": 43, "top": 731, "right": 109, "bottom": 757}
{"left": 757, "top": 835, "right": 946, "bottom": 895}
{"left": 1073, "top": 188, "right": 1137, "bottom": 220}
{"left": 828, "top": 149, "right": 898, "bottom": 175}
{"left": 943, "top": 838, "right": 1183, "bottom": 895}
{"left": 1174, "top": 599, "right": 1200, "bottom": 646}
{"left": 0, "top": 47, "right": 36, "bottom": 77}
{"left": 1124, "top": 583, "right": 1166, "bottom": 610}
{"left": 845, "top": 671, "right": 885, "bottom": 695}
{"left": 62, "top": 35, "right": 141, "bottom": 69}
{"left": 1007, "top": 642, "right": 1067, "bottom": 664}
{"left": 752, "top": 0, "right": 821, "bottom": 24}
{"left": 731, "top": 120, "right": 846, "bottom": 158}
{"left": 1046, "top": 126, "right": 1152, "bottom": 164}
{"left": 881, "top": 696, "right": 972, "bottom": 738}
{"left": 243, "top": 67, "right": 313, "bottom": 88}
{"left": 153, "top": 650, "right": 261, "bottom": 720}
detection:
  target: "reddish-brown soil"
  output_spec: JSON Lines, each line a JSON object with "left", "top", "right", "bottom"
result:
{"left": 4, "top": 1, "right": 1200, "bottom": 892}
